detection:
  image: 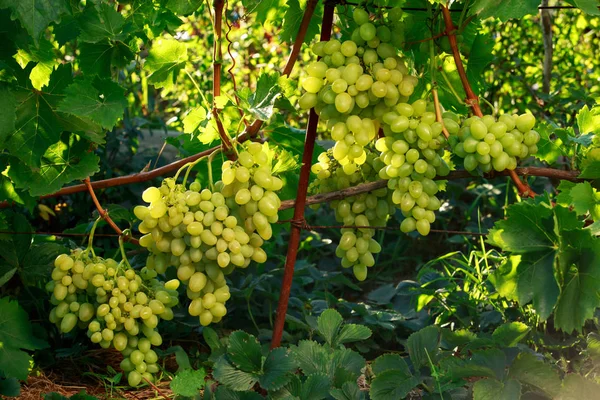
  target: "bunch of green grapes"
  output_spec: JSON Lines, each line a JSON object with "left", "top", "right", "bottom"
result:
{"left": 376, "top": 99, "right": 450, "bottom": 236}
{"left": 310, "top": 148, "right": 392, "bottom": 280}
{"left": 452, "top": 113, "right": 540, "bottom": 172}
{"left": 136, "top": 142, "right": 282, "bottom": 325}
{"left": 47, "top": 250, "right": 177, "bottom": 386}
{"left": 298, "top": 7, "right": 419, "bottom": 174}
{"left": 136, "top": 179, "right": 235, "bottom": 326}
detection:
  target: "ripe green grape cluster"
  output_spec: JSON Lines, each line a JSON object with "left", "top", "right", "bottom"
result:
{"left": 298, "top": 7, "right": 419, "bottom": 175}
{"left": 47, "top": 250, "right": 176, "bottom": 386}
{"left": 452, "top": 113, "right": 540, "bottom": 172}
{"left": 376, "top": 99, "right": 450, "bottom": 236}
{"left": 136, "top": 142, "right": 280, "bottom": 326}
{"left": 310, "top": 149, "right": 391, "bottom": 280}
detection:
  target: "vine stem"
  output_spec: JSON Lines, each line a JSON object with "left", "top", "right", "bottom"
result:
{"left": 440, "top": 5, "right": 536, "bottom": 198}
{"left": 212, "top": 0, "right": 236, "bottom": 160}
{"left": 270, "top": 2, "right": 335, "bottom": 350}
{"left": 427, "top": 6, "right": 450, "bottom": 140}
{"left": 282, "top": 0, "right": 319, "bottom": 76}
{"left": 276, "top": 167, "right": 582, "bottom": 211}
{"left": 84, "top": 177, "right": 139, "bottom": 245}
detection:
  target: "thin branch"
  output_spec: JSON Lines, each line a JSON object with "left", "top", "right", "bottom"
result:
{"left": 441, "top": 5, "right": 482, "bottom": 116}
{"left": 84, "top": 178, "right": 139, "bottom": 245}
{"left": 277, "top": 167, "right": 582, "bottom": 211}
{"left": 282, "top": 0, "right": 319, "bottom": 76}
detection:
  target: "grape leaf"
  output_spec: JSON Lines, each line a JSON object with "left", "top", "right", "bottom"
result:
{"left": 170, "top": 368, "right": 206, "bottom": 397}
{"left": 280, "top": 0, "right": 321, "bottom": 44}
{"left": 554, "top": 230, "right": 600, "bottom": 333}
{"left": 487, "top": 200, "right": 555, "bottom": 253}
{"left": 9, "top": 134, "right": 100, "bottom": 196}
{"left": 0, "top": 0, "right": 70, "bottom": 43}
{"left": 57, "top": 77, "right": 126, "bottom": 129}
{"left": 580, "top": 160, "right": 600, "bottom": 179}
{"left": 0, "top": 86, "right": 16, "bottom": 146}
{"left": 4, "top": 64, "right": 76, "bottom": 167}
{"left": 556, "top": 181, "right": 600, "bottom": 217}
{"left": 0, "top": 297, "right": 48, "bottom": 380}
{"left": 77, "top": 3, "right": 126, "bottom": 43}
{"left": 468, "top": 0, "right": 542, "bottom": 21}
{"left": 165, "top": 0, "right": 203, "bottom": 15}
{"left": 570, "top": 0, "right": 600, "bottom": 15}
{"left": 144, "top": 39, "right": 188, "bottom": 90}
{"left": 466, "top": 33, "right": 495, "bottom": 96}
{"left": 79, "top": 41, "right": 134, "bottom": 76}
{"left": 489, "top": 200, "right": 600, "bottom": 331}
{"left": 534, "top": 123, "right": 566, "bottom": 165}
{"left": 577, "top": 104, "right": 600, "bottom": 134}
{"left": 13, "top": 38, "right": 58, "bottom": 90}
{"left": 0, "top": 376, "right": 20, "bottom": 397}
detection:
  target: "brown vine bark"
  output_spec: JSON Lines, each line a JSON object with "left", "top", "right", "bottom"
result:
{"left": 270, "top": 2, "right": 335, "bottom": 350}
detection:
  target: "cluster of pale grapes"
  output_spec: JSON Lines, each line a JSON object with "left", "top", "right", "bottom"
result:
{"left": 47, "top": 250, "right": 177, "bottom": 386}
{"left": 135, "top": 142, "right": 280, "bottom": 326}
{"left": 376, "top": 99, "right": 450, "bottom": 236}
{"left": 310, "top": 149, "right": 391, "bottom": 280}
{"left": 297, "top": 7, "right": 457, "bottom": 278}
{"left": 452, "top": 113, "right": 540, "bottom": 172}
{"left": 298, "top": 7, "right": 419, "bottom": 175}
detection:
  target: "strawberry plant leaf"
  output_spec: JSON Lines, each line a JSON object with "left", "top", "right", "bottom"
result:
{"left": 492, "top": 322, "right": 530, "bottom": 347}
{"left": 473, "top": 378, "right": 521, "bottom": 400}
{"left": 170, "top": 368, "right": 206, "bottom": 397}
{"left": 212, "top": 357, "right": 258, "bottom": 392}
{"left": 227, "top": 331, "right": 263, "bottom": 373}
{"left": 259, "top": 347, "right": 297, "bottom": 391}
{"left": 508, "top": 353, "right": 561, "bottom": 397}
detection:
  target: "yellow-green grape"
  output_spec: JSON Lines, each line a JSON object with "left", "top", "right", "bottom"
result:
{"left": 453, "top": 113, "right": 540, "bottom": 173}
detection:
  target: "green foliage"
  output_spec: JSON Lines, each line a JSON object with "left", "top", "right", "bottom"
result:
{"left": 170, "top": 368, "right": 207, "bottom": 397}
{"left": 0, "top": 297, "right": 48, "bottom": 380}
{"left": 489, "top": 198, "right": 600, "bottom": 332}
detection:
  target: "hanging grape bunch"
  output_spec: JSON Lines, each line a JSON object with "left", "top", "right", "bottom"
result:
{"left": 135, "top": 142, "right": 281, "bottom": 326}
{"left": 376, "top": 99, "right": 450, "bottom": 236}
{"left": 310, "top": 148, "right": 393, "bottom": 280}
{"left": 47, "top": 239, "right": 177, "bottom": 387}
{"left": 452, "top": 113, "right": 540, "bottom": 172}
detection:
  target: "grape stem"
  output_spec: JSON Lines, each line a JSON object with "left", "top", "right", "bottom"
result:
{"left": 85, "top": 216, "right": 103, "bottom": 258}
{"left": 118, "top": 232, "right": 132, "bottom": 269}
{"left": 440, "top": 5, "right": 537, "bottom": 198}
{"left": 84, "top": 177, "right": 139, "bottom": 245}
{"left": 428, "top": 4, "right": 450, "bottom": 139}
